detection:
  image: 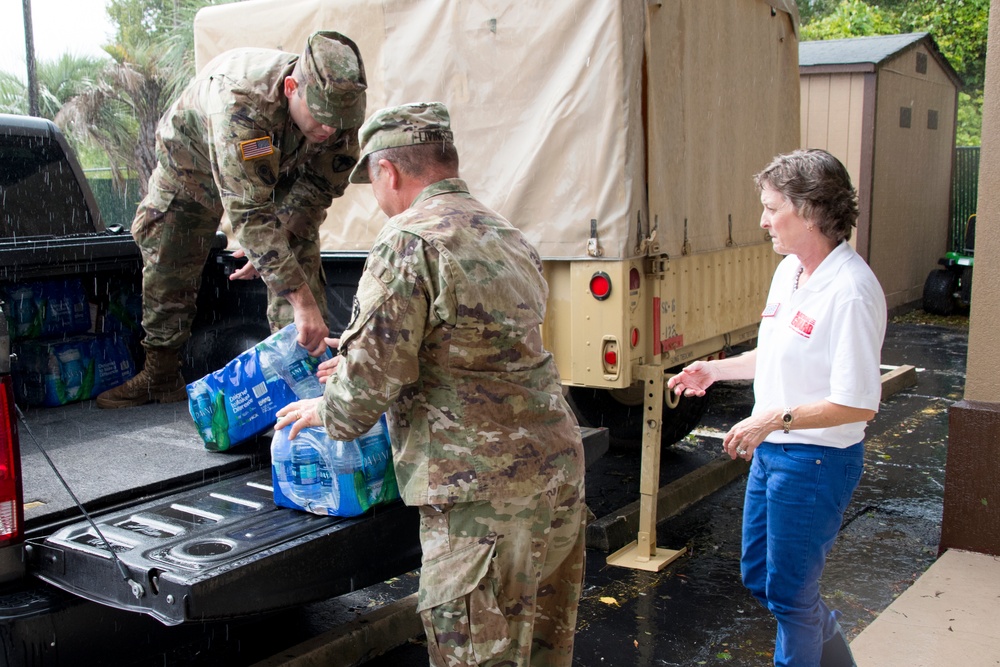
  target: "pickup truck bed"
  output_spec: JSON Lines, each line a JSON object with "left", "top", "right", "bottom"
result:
{"left": 19, "top": 401, "right": 257, "bottom": 526}
{"left": 17, "top": 397, "right": 606, "bottom": 626}
{"left": 16, "top": 398, "right": 426, "bottom": 626}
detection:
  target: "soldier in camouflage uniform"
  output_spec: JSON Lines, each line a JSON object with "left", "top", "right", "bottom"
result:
{"left": 275, "top": 102, "right": 587, "bottom": 666}
{"left": 97, "top": 31, "right": 367, "bottom": 409}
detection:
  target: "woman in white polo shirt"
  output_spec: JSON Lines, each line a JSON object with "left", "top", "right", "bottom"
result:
{"left": 668, "top": 149, "right": 886, "bottom": 667}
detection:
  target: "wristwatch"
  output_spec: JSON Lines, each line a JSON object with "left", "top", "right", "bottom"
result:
{"left": 782, "top": 407, "right": 793, "bottom": 433}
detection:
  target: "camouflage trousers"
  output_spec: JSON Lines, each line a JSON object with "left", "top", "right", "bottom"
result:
{"left": 131, "top": 189, "right": 328, "bottom": 350}
{"left": 416, "top": 479, "right": 586, "bottom": 667}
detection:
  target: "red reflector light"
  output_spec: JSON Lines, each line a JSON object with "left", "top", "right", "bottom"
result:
{"left": 630, "top": 328, "right": 639, "bottom": 348}
{"left": 601, "top": 338, "right": 620, "bottom": 376}
{"left": 0, "top": 376, "right": 23, "bottom": 544}
{"left": 590, "top": 272, "right": 612, "bottom": 300}
{"left": 629, "top": 267, "right": 640, "bottom": 290}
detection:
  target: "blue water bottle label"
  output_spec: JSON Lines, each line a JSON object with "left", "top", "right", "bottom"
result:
{"left": 287, "top": 358, "right": 312, "bottom": 383}
{"left": 292, "top": 461, "right": 319, "bottom": 486}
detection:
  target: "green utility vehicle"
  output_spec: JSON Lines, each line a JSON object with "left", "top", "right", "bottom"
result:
{"left": 923, "top": 213, "right": 975, "bottom": 316}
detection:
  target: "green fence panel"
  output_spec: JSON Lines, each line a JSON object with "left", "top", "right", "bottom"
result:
{"left": 952, "top": 146, "right": 979, "bottom": 253}
{"left": 85, "top": 174, "right": 141, "bottom": 230}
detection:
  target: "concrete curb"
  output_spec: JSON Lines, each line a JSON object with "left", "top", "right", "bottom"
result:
{"left": 250, "top": 593, "right": 422, "bottom": 667}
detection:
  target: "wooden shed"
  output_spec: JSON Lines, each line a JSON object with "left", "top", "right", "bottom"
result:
{"left": 799, "top": 33, "right": 962, "bottom": 310}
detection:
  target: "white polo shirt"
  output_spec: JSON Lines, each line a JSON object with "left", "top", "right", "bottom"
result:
{"left": 753, "top": 241, "right": 887, "bottom": 448}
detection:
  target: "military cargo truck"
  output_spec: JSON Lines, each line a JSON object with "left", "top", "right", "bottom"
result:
{"left": 194, "top": 0, "right": 802, "bottom": 446}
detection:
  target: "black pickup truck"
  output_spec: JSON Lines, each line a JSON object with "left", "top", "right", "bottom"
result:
{"left": 0, "top": 115, "right": 607, "bottom": 665}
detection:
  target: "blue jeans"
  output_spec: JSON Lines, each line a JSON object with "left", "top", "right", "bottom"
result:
{"left": 741, "top": 441, "right": 864, "bottom": 667}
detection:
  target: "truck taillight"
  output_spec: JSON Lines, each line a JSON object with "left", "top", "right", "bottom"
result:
{"left": 0, "top": 377, "right": 23, "bottom": 544}
{"left": 601, "top": 337, "right": 620, "bottom": 378}
{"left": 589, "top": 272, "right": 612, "bottom": 300}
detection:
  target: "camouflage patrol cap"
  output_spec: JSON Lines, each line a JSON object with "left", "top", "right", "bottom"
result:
{"left": 349, "top": 102, "right": 454, "bottom": 183}
{"left": 300, "top": 31, "right": 367, "bottom": 129}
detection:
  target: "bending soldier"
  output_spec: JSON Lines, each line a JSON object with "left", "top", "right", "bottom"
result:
{"left": 98, "top": 30, "right": 366, "bottom": 409}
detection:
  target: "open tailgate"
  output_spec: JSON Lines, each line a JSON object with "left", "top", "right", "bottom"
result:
{"left": 23, "top": 427, "right": 607, "bottom": 625}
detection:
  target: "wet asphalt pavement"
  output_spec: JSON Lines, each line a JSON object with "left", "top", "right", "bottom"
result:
{"left": 363, "top": 317, "right": 966, "bottom": 666}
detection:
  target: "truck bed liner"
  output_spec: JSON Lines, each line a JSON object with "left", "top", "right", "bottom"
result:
{"left": 17, "top": 401, "right": 267, "bottom": 529}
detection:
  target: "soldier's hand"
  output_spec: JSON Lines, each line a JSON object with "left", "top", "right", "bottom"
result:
{"left": 317, "top": 337, "right": 341, "bottom": 383}
{"left": 285, "top": 284, "right": 328, "bottom": 356}
{"left": 294, "top": 306, "right": 329, "bottom": 357}
{"left": 229, "top": 248, "right": 260, "bottom": 281}
{"left": 275, "top": 398, "right": 323, "bottom": 439}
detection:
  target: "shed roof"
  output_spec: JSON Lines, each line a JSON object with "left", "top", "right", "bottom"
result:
{"left": 800, "top": 32, "right": 962, "bottom": 87}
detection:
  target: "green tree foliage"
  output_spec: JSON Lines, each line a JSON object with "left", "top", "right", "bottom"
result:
{"left": 0, "top": 54, "right": 106, "bottom": 118}
{"left": 796, "top": 0, "right": 841, "bottom": 24}
{"left": 898, "top": 0, "right": 989, "bottom": 91}
{"left": 799, "top": 0, "right": 989, "bottom": 146}
{"left": 0, "top": 54, "right": 109, "bottom": 164}
{"left": 801, "top": 0, "right": 899, "bottom": 39}
{"left": 956, "top": 91, "right": 983, "bottom": 147}
{"left": 107, "top": 0, "right": 184, "bottom": 49}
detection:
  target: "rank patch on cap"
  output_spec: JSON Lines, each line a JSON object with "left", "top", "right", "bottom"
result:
{"left": 239, "top": 137, "right": 274, "bottom": 160}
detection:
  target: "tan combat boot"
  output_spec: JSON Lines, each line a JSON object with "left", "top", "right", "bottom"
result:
{"left": 96, "top": 347, "right": 187, "bottom": 409}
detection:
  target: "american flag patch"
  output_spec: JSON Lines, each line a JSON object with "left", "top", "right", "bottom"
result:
{"left": 239, "top": 137, "right": 274, "bottom": 161}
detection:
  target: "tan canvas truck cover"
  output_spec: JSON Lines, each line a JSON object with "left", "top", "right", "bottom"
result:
{"left": 195, "top": 0, "right": 800, "bottom": 397}
{"left": 193, "top": 0, "right": 799, "bottom": 262}
{"left": 195, "top": 0, "right": 644, "bottom": 260}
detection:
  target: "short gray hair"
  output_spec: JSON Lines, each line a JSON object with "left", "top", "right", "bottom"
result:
{"left": 754, "top": 148, "right": 858, "bottom": 244}
{"left": 368, "top": 142, "right": 459, "bottom": 181}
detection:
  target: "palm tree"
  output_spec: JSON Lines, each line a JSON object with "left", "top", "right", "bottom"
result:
{"left": 57, "top": 41, "right": 180, "bottom": 194}
{"left": 55, "top": 0, "right": 242, "bottom": 195}
{"left": 0, "top": 71, "right": 27, "bottom": 115}
{"left": 0, "top": 54, "right": 106, "bottom": 119}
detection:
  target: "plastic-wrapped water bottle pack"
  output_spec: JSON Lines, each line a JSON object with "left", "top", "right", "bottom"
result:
{"left": 271, "top": 415, "right": 398, "bottom": 517}
{"left": 186, "top": 323, "right": 331, "bottom": 451}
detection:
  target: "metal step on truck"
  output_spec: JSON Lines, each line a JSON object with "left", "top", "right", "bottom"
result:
{"left": 0, "top": 0, "right": 799, "bottom": 663}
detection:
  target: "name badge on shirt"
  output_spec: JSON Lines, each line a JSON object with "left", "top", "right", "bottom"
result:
{"left": 239, "top": 136, "right": 274, "bottom": 161}
{"left": 790, "top": 310, "right": 816, "bottom": 338}
{"left": 761, "top": 302, "right": 780, "bottom": 318}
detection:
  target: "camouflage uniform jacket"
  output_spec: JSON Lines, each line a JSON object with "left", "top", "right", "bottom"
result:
{"left": 320, "top": 178, "right": 585, "bottom": 505}
{"left": 149, "top": 47, "right": 360, "bottom": 296}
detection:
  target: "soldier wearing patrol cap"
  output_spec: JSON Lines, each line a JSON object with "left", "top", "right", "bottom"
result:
{"left": 275, "top": 102, "right": 587, "bottom": 667}
{"left": 97, "top": 31, "right": 367, "bottom": 409}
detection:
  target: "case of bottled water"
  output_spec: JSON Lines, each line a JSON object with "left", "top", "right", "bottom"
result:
{"left": 2, "top": 279, "right": 92, "bottom": 341}
{"left": 271, "top": 415, "right": 399, "bottom": 517}
{"left": 11, "top": 333, "right": 135, "bottom": 407}
{"left": 186, "top": 323, "right": 331, "bottom": 451}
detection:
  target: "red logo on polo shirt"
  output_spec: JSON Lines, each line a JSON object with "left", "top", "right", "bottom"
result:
{"left": 790, "top": 311, "right": 815, "bottom": 338}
